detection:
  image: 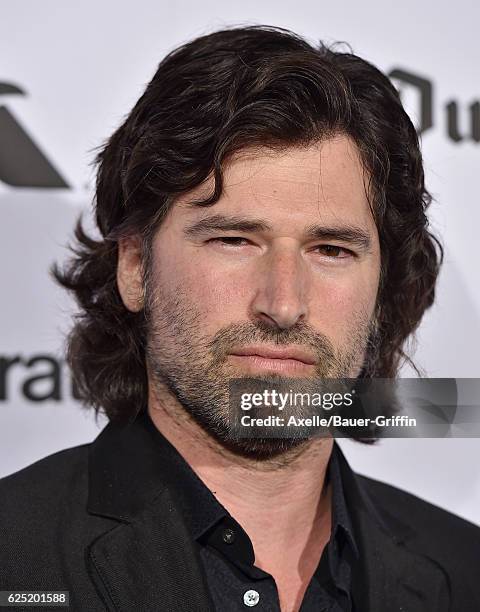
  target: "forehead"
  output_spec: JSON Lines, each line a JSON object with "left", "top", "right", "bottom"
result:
{"left": 173, "top": 135, "right": 374, "bottom": 231}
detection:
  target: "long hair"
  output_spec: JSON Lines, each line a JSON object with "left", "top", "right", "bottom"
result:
{"left": 52, "top": 25, "right": 443, "bottom": 424}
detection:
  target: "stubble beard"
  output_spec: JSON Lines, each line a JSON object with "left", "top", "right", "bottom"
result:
{"left": 145, "top": 278, "right": 378, "bottom": 461}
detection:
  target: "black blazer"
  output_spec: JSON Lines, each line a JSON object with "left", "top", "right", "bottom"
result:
{"left": 1, "top": 416, "right": 479, "bottom": 612}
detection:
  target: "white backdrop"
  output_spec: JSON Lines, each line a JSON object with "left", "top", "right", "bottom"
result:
{"left": 1, "top": 1, "right": 479, "bottom": 526}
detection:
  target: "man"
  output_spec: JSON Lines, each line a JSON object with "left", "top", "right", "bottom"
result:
{"left": 1, "top": 25, "right": 479, "bottom": 612}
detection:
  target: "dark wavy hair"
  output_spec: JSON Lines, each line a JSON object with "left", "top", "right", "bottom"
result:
{"left": 52, "top": 25, "right": 443, "bottom": 424}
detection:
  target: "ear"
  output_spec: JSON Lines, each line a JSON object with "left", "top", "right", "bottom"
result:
{"left": 117, "top": 235, "right": 144, "bottom": 313}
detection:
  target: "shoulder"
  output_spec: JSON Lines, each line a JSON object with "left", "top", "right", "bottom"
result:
{"left": 0, "top": 443, "right": 106, "bottom": 588}
{"left": 0, "top": 444, "right": 90, "bottom": 522}
{"left": 0, "top": 443, "right": 118, "bottom": 604}
{"left": 357, "top": 473, "right": 480, "bottom": 564}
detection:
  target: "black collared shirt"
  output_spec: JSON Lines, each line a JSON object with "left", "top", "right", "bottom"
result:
{"left": 140, "top": 411, "right": 359, "bottom": 611}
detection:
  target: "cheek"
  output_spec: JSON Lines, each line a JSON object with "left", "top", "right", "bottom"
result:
{"left": 157, "top": 250, "right": 250, "bottom": 323}
{"left": 309, "top": 268, "right": 380, "bottom": 337}
{"left": 192, "top": 271, "right": 244, "bottom": 312}
{"left": 153, "top": 233, "right": 380, "bottom": 338}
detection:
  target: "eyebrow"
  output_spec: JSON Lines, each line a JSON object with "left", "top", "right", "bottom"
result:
{"left": 183, "top": 214, "right": 372, "bottom": 251}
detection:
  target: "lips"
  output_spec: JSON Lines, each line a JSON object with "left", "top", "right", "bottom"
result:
{"left": 229, "top": 346, "right": 317, "bottom": 365}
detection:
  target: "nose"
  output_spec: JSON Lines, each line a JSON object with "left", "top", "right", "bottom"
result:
{"left": 251, "top": 241, "right": 309, "bottom": 330}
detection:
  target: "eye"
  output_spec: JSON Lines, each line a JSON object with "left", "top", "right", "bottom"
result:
{"left": 314, "top": 245, "right": 353, "bottom": 258}
{"left": 208, "top": 237, "right": 251, "bottom": 247}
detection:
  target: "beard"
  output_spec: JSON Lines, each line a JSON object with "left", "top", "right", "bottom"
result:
{"left": 144, "top": 277, "right": 378, "bottom": 461}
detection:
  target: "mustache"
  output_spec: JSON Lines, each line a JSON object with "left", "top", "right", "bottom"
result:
{"left": 207, "top": 320, "right": 336, "bottom": 363}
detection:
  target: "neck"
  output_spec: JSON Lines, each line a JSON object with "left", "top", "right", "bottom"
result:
{"left": 147, "top": 383, "right": 334, "bottom": 574}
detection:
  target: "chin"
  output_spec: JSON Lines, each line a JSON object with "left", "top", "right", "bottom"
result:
{"left": 212, "top": 425, "right": 313, "bottom": 461}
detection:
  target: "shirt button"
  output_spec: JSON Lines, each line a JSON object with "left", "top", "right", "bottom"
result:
{"left": 243, "top": 589, "right": 260, "bottom": 607}
{"left": 222, "top": 528, "right": 236, "bottom": 544}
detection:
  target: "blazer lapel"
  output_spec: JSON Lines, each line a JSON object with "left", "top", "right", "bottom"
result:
{"left": 87, "top": 487, "right": 214, "bottom": 612}
{"left": 335, "top": 444, "right": 450, "bottom": 612}
{"left": 85, "top": 416, "right": 214, "bottom": 612}
{"left": 352, "top": 503, "right": 450, "bottom": 611}
{"left": 86, "top": 416, "right": 450, "bottom": 611}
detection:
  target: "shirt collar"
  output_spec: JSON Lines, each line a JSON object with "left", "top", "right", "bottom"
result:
{"left": 329, "top": 442, "right": 360, "bottom": 560}
{"left": 139, "top": 410, "right": 358, "bottom": 566}
{"left": 138, "top": 409, "right": 227, "bottom": 537}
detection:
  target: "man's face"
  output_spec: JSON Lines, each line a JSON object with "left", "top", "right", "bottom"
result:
{"left": 130, "top": 136, "right": 381, "bottom": 458}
